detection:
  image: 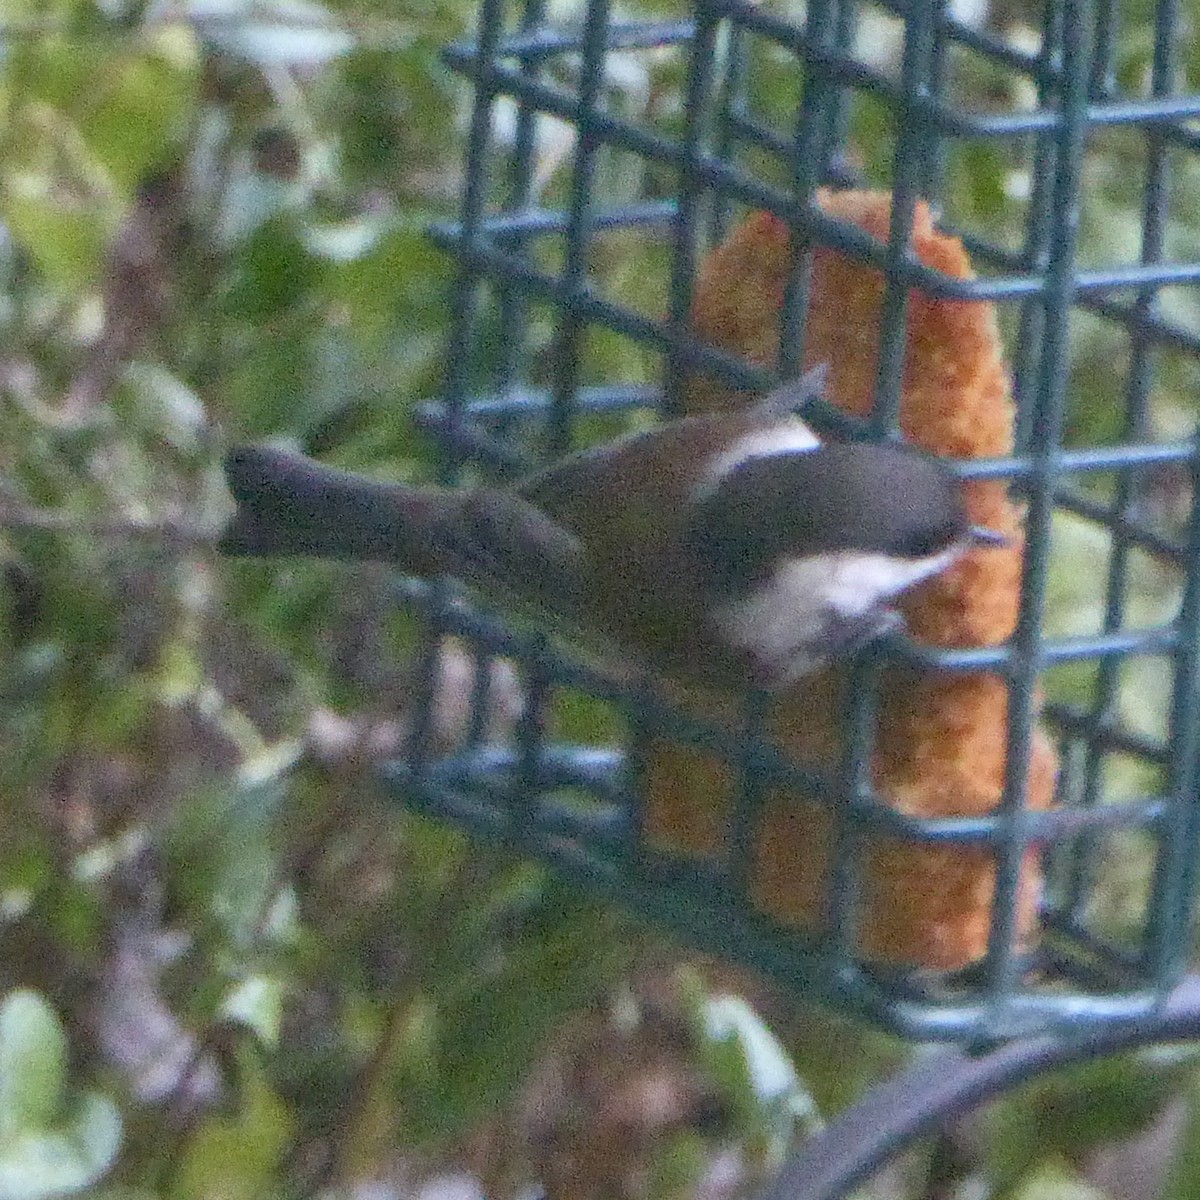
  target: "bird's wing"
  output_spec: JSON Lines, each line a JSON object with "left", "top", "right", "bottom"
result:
{"left": 437, "top": 488, "right": 588, "bottom": 626}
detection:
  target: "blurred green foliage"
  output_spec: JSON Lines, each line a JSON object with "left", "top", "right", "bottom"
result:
{"left": 0, "top": 0, "right": 1199, "bottom": 1198}
{"left": 0, "top": 991, "right": 122, "bottom": 1198}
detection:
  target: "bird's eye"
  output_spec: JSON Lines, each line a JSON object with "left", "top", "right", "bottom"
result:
{"left": 900, "top": 523, "right": 958, "bottom": 559}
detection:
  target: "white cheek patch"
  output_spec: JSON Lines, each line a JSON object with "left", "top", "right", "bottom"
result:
{"left": 698, "top": 417, "right": 821, "bottom": 494}
{"left": 712, "top": 547, "right": 963, "bottom": 684}
{"left": 713, "top": 564, "right": 828, "bottom": 678}
{"left": 815, "top": 547, "right": 963, "bottom": 615}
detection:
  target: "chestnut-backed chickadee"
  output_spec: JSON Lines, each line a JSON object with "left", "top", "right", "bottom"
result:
{"left": 220, "top": 368, "right": 1004, "bottom": 692}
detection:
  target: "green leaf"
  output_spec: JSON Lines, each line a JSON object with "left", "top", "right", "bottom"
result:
{"left": 222, "top": 219, "right": 320, "bottom": 323}
{"left": 79, "top": 36, "right": 201, "bottom": 192}
{"left": 0, "top": 992, "right": 67, "bottom": 1136}
{"left": 173, "top": 1054, "right": 291, "bottom": 1200}
{"left": 220, "top": 977, "right": 285, "bottom": 1048}
{"left": 0, "top": 992, "right": 122, "bottom": 1200}
{"left": 1160, "top": 1072, "right": 1200, "bottom": 1200}
{"left": 1008, "top": 1159, "right": 1112, "bottom": 1200}
{"left": 701, "top": 993, "right": 820, "bottom": 1146}
{"left": 984, "top": 1051, "right": 1197, "bottom": 1195}
{"left": 121, "top": 366, "right": 208, "bottom": 454}
{"left": 391, "top": 888, "right": 626, "bottom": 1147}
{"left": 0, "top": 1093, "right": 122, "bottom": 1200}
{"left": 4, "top": 38, "right": 96, "bottom": 113}
{"left": 326, "top": 218, "right": 448, "bottom": 351}
{"left": 953, "top": 142, "right": 1010, "bottom": 222}
{"left": 1, "top": 173, "right": 108, "bottom": 290}
{"left": 645, "top": 1130, "right": 707, "bottom": 1200}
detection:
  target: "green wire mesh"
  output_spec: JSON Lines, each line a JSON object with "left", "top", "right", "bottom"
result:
{"left": 387, "top": 0, "right": 1200, "bottom": 1042}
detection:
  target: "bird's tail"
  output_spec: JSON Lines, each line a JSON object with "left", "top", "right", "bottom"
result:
{"left": 220, "top": 445, "right": 444, "bottom": 573}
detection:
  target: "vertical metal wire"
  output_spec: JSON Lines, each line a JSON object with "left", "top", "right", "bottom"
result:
{"left": 776, "top": 0, "right": 837, "bottom": 382}
{"left": 666, "top": 0, "right": 720, "bottom": 417}
{"left": 1067, "top": 0, "right": 1173, "bottom": 934}
{"left": 1012, "top": 1, "right": 1066, "bottom": 456}
{"left": 823, "top": 1, "right": 858, "bottom": 183}
{"left": 546, "top": 0, "right": 612, "bottom": 458}
{"left": 467, "top": 643, "right": 497, "bottom": 746}
{"left": 821, "top": 0, "right": 888, "bottom": 941}
{"left": 731, "top": 688, "right": 771, "bottom": 899}
{"left": 513, "top": 635, "right": 552, "bottom": 845}
{"left": 406, "top": 588, "right": 455, "bottom": 774}
{"left": 410, "top": 0, "right": 508, "bottom": 775}
{"left": 922, "top": 7, "right": 951, "bottom": 205}
{"left": 827, "top": 658, "right": 879, "bottom": 956}
{"left": 1148, "top": 420, "right": 1200, "bottom": 982}
{"left": 1089, "top": 0, "right": 1119, "bottom": 97}
{"left": 709, "top": 14, "right": 747, "bottom": 246}
{"left": 985, "top": 0, "right": 1094, "bottom": 1009}
{"left": 462, "top": 0, "right": 549, "bottom": 758}
{"left": 417, "top": 0, "right": 1200, "bottom": 1036}
{"left": 442, "top": 0, "right": 507, "bottom": 486}
{"left": 868, "top": 0, "right": 938, "bottom": 438}
{"left": 494, "top": 0, "right": 549, "bottom": 410}
{"left": 1139, "top": 0, "right": 1200, "bottom": 984}
{"left": 820, "top": 0, "right": 940, "bottom": 961}
{"left": 623, "top": 676, "right": 656, "bottom": 869}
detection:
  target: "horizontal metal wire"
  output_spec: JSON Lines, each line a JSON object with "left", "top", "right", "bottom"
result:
{"left": 388, "top": 576, "right": 1176, "bottom": 954}
{"left": 432, "top": 225, "right": 1200, "bottom": 373}
{"left": 382, "top": 754, "right": 1171, "bottom": 1042}
{"left": 447, "top": 5, "right": 1200, "bottom": 147}
{"left": 434, "top": 210, "right": 1200, "bottom": 302}
{"left": 441, "top": 17, "right": 696, "bottom": 62}
{"left": 391, "top": 739, "right": 1175, "bottom": 847}
{"left": 409, "top": 0, "right": 1200, "bottom": 1043}
{"left": 416, "top": 389, "right": 1198, "bottom": 474}
{"left": 755, "top": 976, "right": 1200, "bottom": 1200}
{"left": 414, "top": 393, "right": 1194, "bottom": 582}
{"left": 1045, "top": 700, "right": 1169, "bottom": 764}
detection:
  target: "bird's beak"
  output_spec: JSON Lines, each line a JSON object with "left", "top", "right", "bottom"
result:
{"left": 969, "top": 525, "right": 1010, "bottom": 548}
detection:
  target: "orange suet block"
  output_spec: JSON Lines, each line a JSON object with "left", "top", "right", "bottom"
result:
{"left": 643, "top": 191, "right": 1057, "bottom": 970}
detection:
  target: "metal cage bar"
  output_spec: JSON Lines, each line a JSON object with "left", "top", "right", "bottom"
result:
{"left": 394, "top": 0, "right": 1200, "bottom": 1043}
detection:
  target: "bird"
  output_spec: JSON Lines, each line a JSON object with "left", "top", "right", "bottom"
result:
{"left": 220, "top": 367, "right": 1004, "bottom": 693}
